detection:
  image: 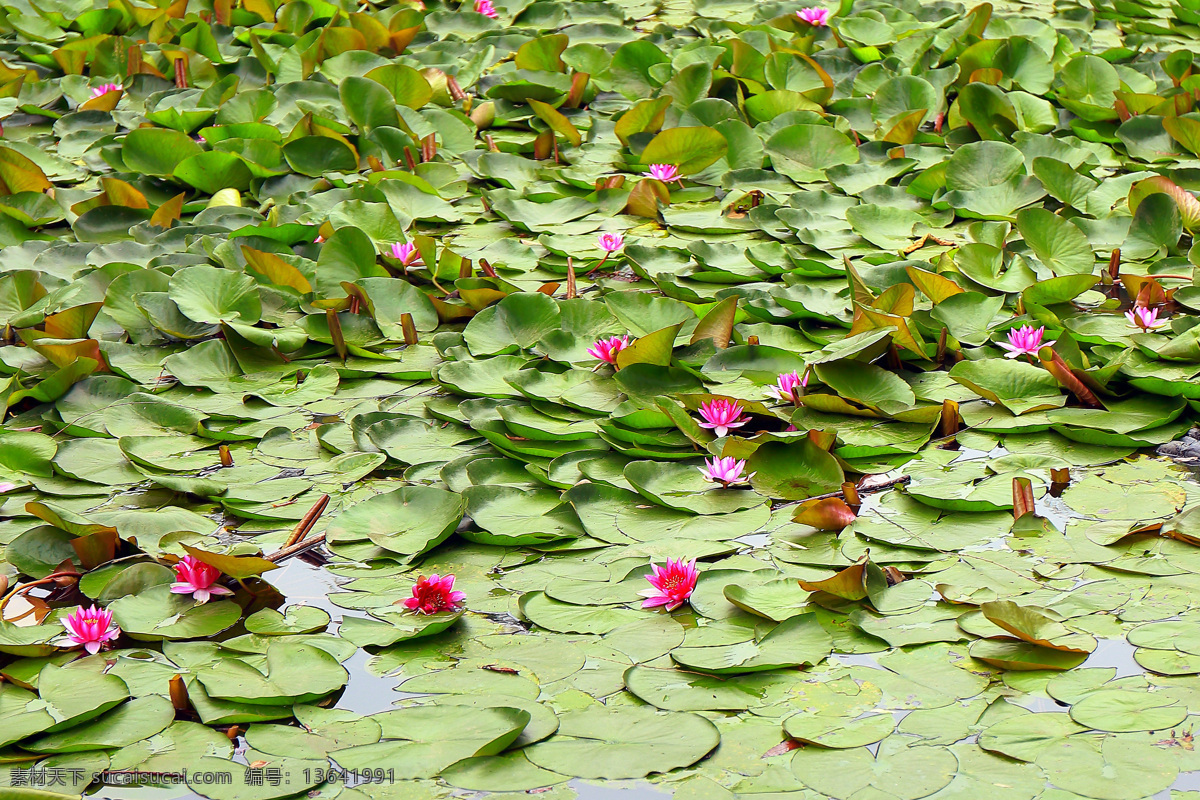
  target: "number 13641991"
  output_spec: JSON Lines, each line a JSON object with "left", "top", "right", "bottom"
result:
{"left": 303, "top": 768, "right": 396, "bottom": 784}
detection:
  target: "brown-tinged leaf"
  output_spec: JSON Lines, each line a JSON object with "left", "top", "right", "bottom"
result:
{"left": 624, "top": 178, "right": 670, "bottom": 218}
{"left": 792, "top": 497, "right": 857, "bottom": 530}
{"left": 181, "top": 544, "right": 279, "bottom": 579}
{"left": 243, "top": 246, "right": 313, "bottom": 295}
{"left": 150, "top": 193, "right": 186, "bottom": 228}
{"left": 71, "top": 530, "right": 118, "bottom": 571}
{"left": 690, "top": 296, "right": 737, "bottom": 349}
{"left": 906, "top": 266, "right": 964, "bottom": 304}
{"left": 799, "top": 556, "right": 869, "bottom": 600}
{"left": 763, "top": 740, "right": 801, "bottom": 758}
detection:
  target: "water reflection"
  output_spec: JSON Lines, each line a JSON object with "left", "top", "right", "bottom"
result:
{"left": 1082, "top": 637, "right": 1145, "bottom": 678}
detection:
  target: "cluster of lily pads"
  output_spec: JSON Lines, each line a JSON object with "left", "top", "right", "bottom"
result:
{"left": 6, "top": 0, "right": 1200, "bottom": 796}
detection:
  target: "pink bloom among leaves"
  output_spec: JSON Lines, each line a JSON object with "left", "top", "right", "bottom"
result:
{"left": 643, "top": 164, "right": 681, "bottom": 184}
{"left": 587, "top": 335, "right": 630, "bottom": 364}
{"left": 998, "top": 325, "right": 1054, "bottom": 359}
{"left": 474, "top": 0, "right": 498, "bottom": 17}
{"left": 598, "top": 233, "right": 625, "bottom": 253}
{"left": 765, "top": 370, "right": 808, "bottom": 404}
{"left": 61, "top": 605, "right": 120, "bottom": 655}
{"left": 403, "top": 573, "right": 466, "bottom": 615}
{"left": 91, "top": 83, "right": 122, "bottom": 99}
{"left": 0, "top": 482, "right": 15, "bottom": 493}
{"left": 171, "top": 556, "right": 234, "bottom": 604}
{"left": 796, "top": 7, "right": 830, "bottom": 25}
{"left": 639, "top": 558, "right": 699, "bottom": 611}
{"left": 1126, "top": 306, "right": 1166, "bottom": 331}
{"left": 390, "top": 242, "right": 422, "bottom": 266}
{"left": 697, "top": 398, "right": 750, "bottom": 437}
{"left": 699, "top": 456, "right": 754, "bottom": 487}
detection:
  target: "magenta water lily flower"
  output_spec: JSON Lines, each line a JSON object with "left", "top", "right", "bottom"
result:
{"left": 61, "top": 605, "right": 120, "bottom": 655}
{"left": 171, "top": 556, "right": 234, "bottom": 604}
{"left": 390, "top": 242, "right": 421, "bottom": 266}
{"left": 699, "top": 456, "right": 754, "bottom": 487}
{"left": 474, "top": 0, "right": 498, "bottom": 17}
{"left": 766, "top": 370, "right": 808, "bottom": 404}
{"left": 697, "top": 398, "right": 750, "bottom": 437}
{"left": 403, "top": 573, "right": 466, "bottom": 615}
{"left": 598, "top": 233, "right": 625, "bottom": 253}
{"left": 587, "top": 335, "right": 630, "bottom": 364}
{"left": 999, "top": 325, "right": 1054, "bottom": 359}
{"left": 796, "top": 7, "right": 830, "bottom": 25}
{"left": 640, "top": 558, "right": 699, "bottom": 611}
{"left": 643, "top": 164, "right": 682, "bottom": 184}
{"left": 1126, "top": 306, "right": 1166, "bottom": 331}
{"left": 91, "top": 83, "right": 122, "bottom": 99}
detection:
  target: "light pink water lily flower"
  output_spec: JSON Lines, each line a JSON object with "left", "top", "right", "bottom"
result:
{"left": 0, "top": 482, "right": 15, "bottom": 493}
{"left": 1126, "top": 306, "right": 1166, "bottom": 331}
{"left": 390, "top": 242, "right": 422, "bottom": 266}
{"left": 999, "top": 325, "right": 1054, "bottom": 359}
{"left": 474, "top": 0, "right": 498, "bottom": 17}
{"left": 61, "top": 605, "right": 120, "bottom": 655}
{"left": 697, "top": 398, "right": 750, "bottom": 437}
{"left": 699, "top": 456, "right": 754, "bottom": 487}
{"left": 171, "top": 556, "right": 234, "bottom": 604}
{"left": 766, "top": 370, "right": 809, "bottom": 404}
{"left": 639, "top": 558, "right": 699, "bottom": 611}
{"left": 598, "top": 233, "right": 625, "bottom": 253}
{"left": 91, "top": 83, "right": 122, "bottom": 99}
{"left": 587, "top": 335, "right": 630, "bottom": 364}
{"left": 643, "top": 164, "right": 682, "bottom": 184}
{"left": 403, "top": 574, "right": 466, "bottom": 615}
{"left": 796, "top": 7, "right": 830, "bottom": 25}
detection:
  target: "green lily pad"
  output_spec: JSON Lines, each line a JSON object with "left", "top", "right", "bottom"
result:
{"left": 524, "top": 705, "right": 719, "bottom": 780}
{"left": 194, "top": 642, "right": 348, "bottom": 706}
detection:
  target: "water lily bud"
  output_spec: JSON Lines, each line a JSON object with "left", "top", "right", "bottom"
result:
{"left": 470, "top": 101, "right": 495, "bottom": 130}
{"left": 169, "top": 674, "right": 191, "bottom": 713}
{"left": 53, "top": 564, "right": 78, "bottom": 587}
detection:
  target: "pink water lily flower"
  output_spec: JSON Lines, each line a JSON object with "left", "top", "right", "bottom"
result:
{"left": 766, "top": 370, "right": 809, "bottom": 404}
{"left": 1126, "top": 306, "right": 1166, "bottom": 331}
{"left": 474, "top": 0, "right": 498, "bottom": 17}
{"left": 699, "top": 456, "right": 754, "bottom": 487}
{"left": 587, "top": 335, "right": 630, "bottom": 364}
{"left": 598, "top": 233, "right": 625, "bottom": 253}
{"left": 171, "top": 556, "right": 234, "bottom": 604}
{"left": 643, "top": 164, "right": 682, "bottom": 184}
{"left": 697, "top": 398, "right": 750, "bottom": 437}
{"left": 61, "top": 605, "right": 120, "bottom": 655}
{"left": 0, "top": 482, "right": 15, "bottom": 493}
{"left": 91, "top": 83, "right": 122, "bottom": 99}
{"left": 999, "top": 325, "right": 1054, "bottom": 359}
{"left": 390, "top": 242, "right": 422, "bottom": 266}
{"left": 640, "top": 558, "right": 699, "bottom": 611}
{"left": 403, "top": 573, "right": 466, "bottom": 615}
{"left": 796, "top": 7, "right": 830, "bottom": 25}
